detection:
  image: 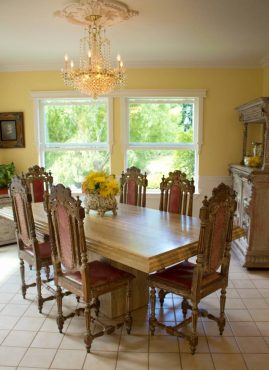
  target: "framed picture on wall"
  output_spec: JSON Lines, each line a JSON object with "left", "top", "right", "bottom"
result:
{"left": 0, "top": 112, "right": 25, "bottom": 148}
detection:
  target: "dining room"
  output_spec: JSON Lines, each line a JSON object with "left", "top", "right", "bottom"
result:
{"left": 1, "top": 0, "right": 269, "bottom": 369}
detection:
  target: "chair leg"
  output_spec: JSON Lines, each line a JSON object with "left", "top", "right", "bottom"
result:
{"left": 149, "top": 286, "right": 156, "bottom": 336}
{"left": 125, "top": 281, "right": 133, "bottom": 334}
{"left": 158, "top": 289, "right": 166, "bottom": 307}
{"left": 36, "top": 268, "right": 43, "bottom": 313}
{"left": 56, "top": 286, "right": 64, "bottom": 333}
{"left": 182, "top": 298, "right": 189, "bottom": 318}
{"left": 20, "top": 258, "right": 26, "bottom": 299}
{"left": 219, "top": 287, "right": 226, "bottom": 335}
{"left": 189, "top": 303, "right": 198, "bottom": 355}
{"left": 84, "top": 302, "right": 93, "bottom": 353}
{"left": 94, "top": 297, "right": 100, "bottom": 317}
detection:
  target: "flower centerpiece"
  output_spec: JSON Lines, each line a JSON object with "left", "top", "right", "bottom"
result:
{"left": 82, "top": 171, "right": 119, "bottom": 216}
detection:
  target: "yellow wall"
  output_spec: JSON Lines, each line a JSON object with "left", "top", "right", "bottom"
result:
{"left": 0, "top": 68, "right": 263, "bottom": 176}
{"left": 262, "top": 67, "right": 269, "bottom": 96}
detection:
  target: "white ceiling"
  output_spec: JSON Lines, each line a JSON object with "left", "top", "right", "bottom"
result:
{"left": 1, "top": 0, "right": 269, "bottom": 71}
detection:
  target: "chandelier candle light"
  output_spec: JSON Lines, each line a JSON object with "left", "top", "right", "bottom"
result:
{"left": 56, "top": 0, "right": 138, "bottom": 99}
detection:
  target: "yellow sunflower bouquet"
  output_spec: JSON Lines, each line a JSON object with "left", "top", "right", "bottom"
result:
{"left": 82, "top": 171, "right": 119, "bottom": 198}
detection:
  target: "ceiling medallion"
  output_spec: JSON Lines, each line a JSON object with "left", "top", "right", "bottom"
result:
{"left": 55, "top": 0, "right": 139, "bottom": 27}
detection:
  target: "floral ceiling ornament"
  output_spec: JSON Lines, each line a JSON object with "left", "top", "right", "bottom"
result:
{"left": 55, "top": 0, "right": 139, "bottom": 99}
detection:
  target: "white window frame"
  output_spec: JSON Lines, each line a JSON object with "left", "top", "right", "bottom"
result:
{"left": 31, "top": 91, "right": 113, "bottom": 171}
{"left": 120, "top": 89, "right": 206, "bottom": 190}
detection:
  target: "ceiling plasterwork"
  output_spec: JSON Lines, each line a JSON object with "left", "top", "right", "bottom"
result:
{"left": 54, "top": 0, "right": 139, "bottom": 27}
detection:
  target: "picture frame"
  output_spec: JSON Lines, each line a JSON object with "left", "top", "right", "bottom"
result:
{"left": 0, "top": 112, "right": 25, "bottom": 148}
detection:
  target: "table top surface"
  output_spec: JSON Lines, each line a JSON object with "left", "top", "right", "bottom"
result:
{"left": 0, "top": 202, "right": 245, "bottom": 273}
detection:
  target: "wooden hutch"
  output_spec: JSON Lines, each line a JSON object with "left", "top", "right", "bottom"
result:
{"left": 230, "top": 97, "right": 269, "bottom": 268}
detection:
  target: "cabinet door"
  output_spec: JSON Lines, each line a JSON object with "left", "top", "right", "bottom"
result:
{"left": 241, "top": 177, "right": 252, "bottom": 241}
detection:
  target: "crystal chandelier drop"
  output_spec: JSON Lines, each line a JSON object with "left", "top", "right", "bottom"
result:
{"left": 57, "top": 0, "right": 138, "bottom": 99}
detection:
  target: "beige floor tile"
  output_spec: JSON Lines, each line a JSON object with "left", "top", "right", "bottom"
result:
{"left": 248, "top": 309, "right": 269, "bottom": 321}
{"left": 116, "top": 352, "right": 148, "bottom": 370}
{"left": 0, "top": 283, "right": 20, "bottom": 294}
{"left": 236, "top": 336, "right": 269, "bottom": 353}
{"left": 0, "top": 329, "right": 9, "bottom": 344}
{"left": 225, "top": 298, "right": 245, "bottom": 309}
{"left": 0, "top": 346, "right": 26, "bottom": 367}
{"left": 59, "top": 333, "right": 85, "bottom": 350}
{"left": 229, "top": 321, "right": 260, "bottom": 336}
{"left": 0, "top": 303, "right": 28, "bottom": 317}
{"left": 149, "top": 352, "right": 181, "bottom": 369}
{"left": 237, "top": 289, "right": 262, "bottom": 298}
{"left": 232, "top": 280, "right": 255, "bottom": 289}
{"left": 119, "top": 334, "right": 148, "bottom": 352}
{"left": 23, "top": 302, "right": 53, "bottom": 317}
{"left": 180, "top": 353, "right": 214, "bottom": 370}
{"left": 226, "top": 309, "right": 253, "bottom": 322}
{"left": 51, "top": 349, "right": 86, "bottom": 369}
{"left": 149, "top": 335, "right": 179, "bottom": 352}
{"left": 131, "top": 320, "right": 149, "bottom": 335}
{"left": 230, "top": 272, "right": 249, "bottom": 280}
{"left": 83, "top": 351, "right": 117, "bottom": 370}
{"left": 243, "top": 354, "right": 269, "bottom": 370}
{"left": 258, "top": 289, "right": 269, "bottom": 298}
{"left": 0, "top": 293, "right": 14, "bottom": 304}
{"left": 40, "top": 317, "right": 69, "bottom": 333}
{"left": 211, "top": 354, "right": 247, "bottom": 370}
{"left": 179, "top": 336, "right": 209, "bottom": 353}
{"left": 0, "top": 315, "right": 19, "bottom": 330}
{"left": 203, "top": 321, "right": 233, "bottom": 336}
{"left": 9, "top": 294, "right": 34, "bottom": 305}
{"left": 256, "top": 322, "right": 269, "bottom": 336}
{"left": 207, "top": 336, "right": 240, "bottom": 353}
{"left": 0, "top": 367, "right": 16, "bottom": 370}
{"left": 2, "top": 330, "right": 36, "bottom": 347}
{"left": 223, "top": 289, "right": 240, "bottom": 298}
{"left": 31, "top": 331, "right": 63, "bottom": 349}
{"left": 252, "top": 280, "right": 269, "bottom": 289}
{"left": 19, "top": 348, "right": 56, "bottom": 368}
{"left": 18, "top": 368, "right": 49, "bottom": 370}
{"left": 14, "top": 317, "right": 45, "bottom": 331}
{"left": 242, "top": 298, "right": 268, "bottom": 309}
{"left": 91, "top": 333, "right": 121, "bottom": 352}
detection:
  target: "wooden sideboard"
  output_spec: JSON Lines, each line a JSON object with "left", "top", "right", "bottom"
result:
{"left": 230, "top": 97, "right": 269, "bottom": 268}
{"left": 0, "top": 195, "right": 16, "bottom": 246}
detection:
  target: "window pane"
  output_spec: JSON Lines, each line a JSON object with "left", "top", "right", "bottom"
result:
{"left": 45, "top": 150, "right": 110, "bottom": 191}
{"left": 129, "top": 103, "right": 193, "bottom": 144}
{"left": 45, "top": 103, "right": 108, "bottom": 144}
{"left": 127, "top": 149, "right": 195, "bottom": 190}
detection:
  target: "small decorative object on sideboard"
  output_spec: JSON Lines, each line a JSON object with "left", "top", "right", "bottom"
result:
{"left": 230, "top": 97, "right": 269, "bottom": 268}
{"left": 82, "top": 171, "right": 119, "bottom": 216}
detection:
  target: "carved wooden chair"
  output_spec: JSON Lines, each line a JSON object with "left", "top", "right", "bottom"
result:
{"left": 44, "top": 184, "right": 135, "bottom": 352}
{"left": 25, "top": 165, "right": 53, "bottom": 243}
{"left": 120, "top": 166, "right": 148, "bottom": 207}
{"left": 149, "top": 183, "right": 236, "bottom": 354}
{"left": 159, "top": 170, "right": 195, "bottom": 216}
{"left": 10, "top": 176, "right": 55, "bottom": 313}
{"left": 25, "top": 165, "right": 53, "bottom": 203}
{"left": 158, "top": 170, "right": 195, "bottom": 306}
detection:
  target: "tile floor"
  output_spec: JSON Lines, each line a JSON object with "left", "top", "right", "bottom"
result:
{"left": 1, "top": 245, "right": 269, "bottom": 369}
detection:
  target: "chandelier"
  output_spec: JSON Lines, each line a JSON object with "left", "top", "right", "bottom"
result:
{"left": 55, "top": 0, "right": 138, "bottom": 99}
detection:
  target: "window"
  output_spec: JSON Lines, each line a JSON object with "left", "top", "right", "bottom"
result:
{"left": 34, "top": 93, "right": 112, "bottom": 192}
{"left": 122, "top": 92, "right": 205, "bottom": 190}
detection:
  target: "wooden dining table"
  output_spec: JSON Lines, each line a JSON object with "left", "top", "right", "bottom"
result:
{"left": 0, "top": 202, "right": 245, "bottom": 318}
